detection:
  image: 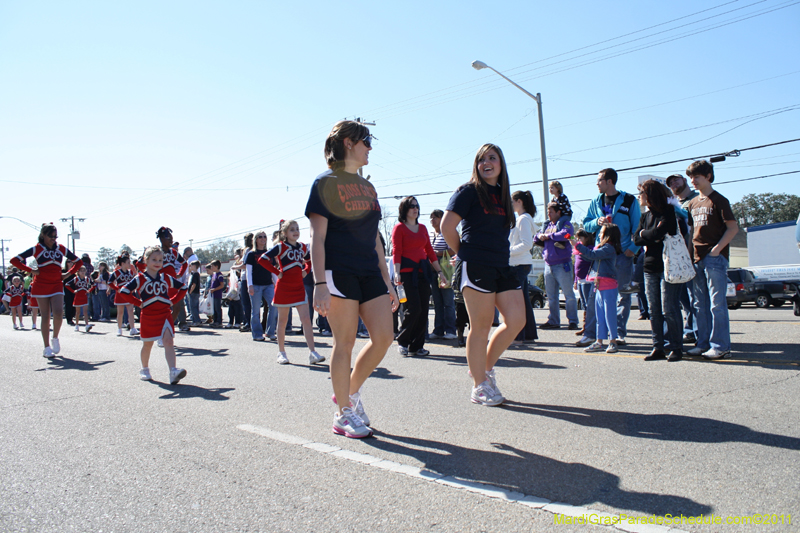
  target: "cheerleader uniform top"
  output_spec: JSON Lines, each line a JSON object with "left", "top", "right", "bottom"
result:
{"left": 118, "top": 271, "right": 188, "bottom": 309}
{"left": 65, "top": 276, "right": 95, "bottom": 307}
{"left": 257, "top": 242, "right": 311, "bottom": 306}
{"left": 136, "top": 247, "right": 187, "bottom": 279}
{"left": 3, "top": 284, "right": 25, "bottom": 307}
{"left": 11, "top": 243, "right": 81, "bottom": 298}
{"left": 109, "top": 268, "right": 138, "bottom": 304}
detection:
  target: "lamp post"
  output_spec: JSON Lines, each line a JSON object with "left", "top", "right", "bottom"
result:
{"left": 471, "top": 60, "right": 550, "bottom": 206}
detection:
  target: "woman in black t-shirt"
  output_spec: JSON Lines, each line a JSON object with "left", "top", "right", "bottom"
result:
{"left": 305, "top": 120, "right": 398, "bottom": 439}
{"left": 441, "top": 143, "right": 525, "bottom": 407}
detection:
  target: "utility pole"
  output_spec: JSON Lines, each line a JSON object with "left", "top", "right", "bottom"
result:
{"left": 0, "top": 239, "right": 10, "bottom": 277}
{"left": 59, "top": 216, "right": 86, "bottom": 254}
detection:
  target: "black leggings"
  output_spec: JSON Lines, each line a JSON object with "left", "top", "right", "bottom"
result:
{"left": 395, "top": 271, "right": 432, "bottom": 352}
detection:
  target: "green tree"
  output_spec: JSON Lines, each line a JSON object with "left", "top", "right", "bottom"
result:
{"left": 195, "top": 239, "right": 238, "bottom": 264}
{"left": 95, "top": 246, "right": 117, "bottom": 267}
{"left": 732, "top": 193, "right": 800, "bottom": 228}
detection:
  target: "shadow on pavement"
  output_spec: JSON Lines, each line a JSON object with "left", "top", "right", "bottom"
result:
{"left": 501, "top": 401, "right": 800, "bottom": 450}
{"left": 36, "top": 357, "right": 114, "bottom": 372}
{"left": 366, "top": 432, "right": 713, "bottom": 518}
{"left": 419, "top": 352, "right": 566, "bottom": 371}
{"left": 175, "top": 346, "right": 230, "bottom": 358}
{"left": 155, "top": 382, "right": 234, "bottom": 401}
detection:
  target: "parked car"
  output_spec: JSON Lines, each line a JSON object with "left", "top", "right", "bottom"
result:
{"left": 528, "top": 284, "right": 545, "bottom": 309}
{"left": 726, "top": 268, "right": 797, "bottom": 309}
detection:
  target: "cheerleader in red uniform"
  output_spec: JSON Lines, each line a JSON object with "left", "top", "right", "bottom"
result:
{"left": 11, "top": 223, "right": 81, "bottom": 357}
{"left": 26, "top": 287, "right": 39, "bottom": 330}
{"left": 109, "top": 254, "right": 139, "bottom": 337}
{"left": 3, "top": 275, "right": 26, "bottom": 330}
{"left": 119, "top": 246, "right": 188, "bottom": 384}
{"left": 258, "top": 219, "right": 324, "bottom": 365}
{"left": 65, "top": 265, "right": 95, "bottom": 333}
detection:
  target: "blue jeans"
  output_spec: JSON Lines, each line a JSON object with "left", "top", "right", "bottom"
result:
{"left": 595, "top": 287, "right": 618, "bottom": 341}
{"left": 615, "top": 254, "right": 634, "bottom": 338}
{"left": 249, "top": 284, "right": 275, "bottom": 340}
{"left": 577, "top": 281, "right": 596, "bottom": 340}
{"left": 240, "top": 279, "right": 250, "bottom": 327}
{"left": 430, "top": 280, "right": 456, "bottom": 336}
{"left": 212, "top": 297, "right": 223, "bottom": 325}
{"left": 187, "top": 293, "right": 200, "bottom": 324}
{"left": 679, "top": 282, "right": 696, "bottom": 336}
{"left": 544, "top": 261, "right": 578, "bottom": 326}
{"left": 93, "top": 291, "right": 111, "bottom": 321}
{"left": 692, "top": 254, "right": 731, "bottom": 352}
{"left": 513, "top": 265, "right": 538, "bottom": 341}
{"left": 644, "top": 272, "right": 684, "bottom": 352}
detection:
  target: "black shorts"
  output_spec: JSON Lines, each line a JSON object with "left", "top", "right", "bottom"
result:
{"left": 326, "top": 270, "right": 388, "bottom": 304}
{"left": 454, "top": 259, "right": 521, "bottom": 294}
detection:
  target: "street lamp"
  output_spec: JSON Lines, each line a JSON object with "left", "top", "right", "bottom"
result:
{"left": 471, "top": 60, "right": 551, "bottom": 206}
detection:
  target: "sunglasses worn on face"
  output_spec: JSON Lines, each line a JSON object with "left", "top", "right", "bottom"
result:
{"left": 360, "top": 135, "right": 374, "bottom": 149}
{"left": 409, "top": 203, "right": 419, "bottom": 208}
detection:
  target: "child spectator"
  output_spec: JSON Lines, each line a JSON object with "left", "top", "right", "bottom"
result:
{"left": 206, "top": 260, "right": 225, "bottom": 328}
{"left": 549, "top": 180, "right": 573, "bottom": 247}
{"left": 574, "top": 229, "right": 596, "bottom": 347}
{"left": 186, "top": 261, "right": 201, "bottom": 326}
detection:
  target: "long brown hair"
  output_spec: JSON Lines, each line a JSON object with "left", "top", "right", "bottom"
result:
{"left": 598, "top": 224, "right": 623, "bottom": 255}
{"left": 470, "top": 144, "right": 515, "bottom": 229}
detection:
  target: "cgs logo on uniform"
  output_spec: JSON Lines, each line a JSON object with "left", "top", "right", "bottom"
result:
{"left": 142, "top": 279, "right": 168, "bottom": 297}
{"left": 39, "top": 249, "right": 63, "bottom": 262}
{"left": 286, "top": 249, "right": 304, "bottom": 262}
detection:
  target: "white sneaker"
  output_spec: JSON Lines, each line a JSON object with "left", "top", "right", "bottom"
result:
{"left": 276, "top": 352, "right": 290, "bottom": 364}
{"left": 308, "top": 351, "right": 325, "bottom": 364}
{"left": 584, "top": 341, "right": 604, "bottom": 352}
{"left": 332, "top": 407, "right": 372, "bottom": 438}
{"left": 85, "top": 324, "right": 93, "bottom": 333}
{"left": 157, "top": 338, "right": 164, "bottom": 348}
{"left": 117, "top": 328, "right": 123, "bottom": 336}
{"left": 13, "top": 325, "right": 19, "bottom": 330}
{"left": 443, "top": 333, "right": 458, "bottom": 340}
{"left": 332, "top": 391, "right": 370, "bottom": 426}
{"left": 471, "top": 380, "right": 504, "bottom": 406}
{"left": 702, "top": 347, "right": 731, "bottom": 360}
{"left": 486, "top": 368, "right": 504, "bottom": 401}
{"left": 169, "top": 367, "right": 187, "bottom": 385}
{"left": 74, "top": 325, "right": 80, "bottom": 332}
{"left": 130, "top": 328, "right": 140, "bottom": 336}
{"left": 51, "top": 338, "right": 61, "bottom": 354}
{"left": 32, "top": 324, "right": 38, "bottom": 330}
{"left": 398, "top": 345, "right": 409, "bottom": 356}
{"left": 43, "top": 346, "right": 55, "bottom": 359}
{"left": 139, "top": 368, "right": 152, "bottom": 381}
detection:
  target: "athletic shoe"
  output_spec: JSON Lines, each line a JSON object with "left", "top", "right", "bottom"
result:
{"left": 157, "top": 338, "right": 164, "bottom": 348}
{"left": 414, "top": 348, "right": 430, "bottom": 356}
{"left": 619, "top": 283, "right": 639, "bottom": 295}
{"left": 253, "top": 336, "right": 266, "bottom": 342}
{"left": 686, "top": 347, "right": 708, "bottom": 356}
{"left": 683, "top": 333, "right": 697, "bottom": 344}
{"left": 584, "top": 341, "right": 604, "bottom": 352}
{"left": 32, "top": 324, "right": 38, "bottom": 330}
{"left": 276, "top": 352, "right": 290, "bottom": 364}
{"left": 74, "top": 325, "right": 80, "bottom": 332}
{"left": 320, "top": 329, "right": 332, "bottom": 337}
{"left": 567, "top": 323, "right": 580, "bottom": 330}
{"left": 397, "top": 345, "right": 409, "bottom": 356}
{"left": 539, "top": 323, "right": 559, "bottom": 330}
{"left": 486, "top": 368, "right": 504, "bottom": 401}
{"left": 130, "top": 328, "right": 140, "bottom": 336}
{"left": 51, "top": 338, "right": 61, "bottom": 355}
{"left": 331, "top": 392, "right": 371, "bottom": 426}
{"left": 667, "top": 350, "right": 683, "bottom": 362}
{"left": 471, "top": 380, "right": 504, "bottom": 406}
{"left": 443, "top": 332, "right": 458, "bottom": 340}
{"left": 606, "top": 343, "right": 618, "bottom": 354}
{"left": 575, "top": 336, "right": 596, "bottom": 347}
{"left": 615, "top": 337, "right": 627, "bottom": 346}
{"left": 333, "top": 407, "right": 372, "bottom": 438}
{"left": 13, "top": 325, "right": 20, "bottom": 330}
{"left": 169, "top": 367, "right": 187, "bottom": 385}
{"left": 43, "top": 346, "right": 55, "bottom": 359}
{"left": 308, "top": 351, "right": 325, "bottom": 364}
{"left": 139, "top": 367, "right": 152, "bottom": 381}
{"left": 117, "top": 329, "right": 123, "bottom": 336}
{"left": 702, "top": 347, "right": 731, "bottom": 360}
{"left": 85, "top": 325, "right": 93, "bottom": 333}
{"left": 429, "top": 333, "right": 442, "bottom": 339}
{"left": 268, "top": 335, "right": 277, "bottom": 341}
{"left": 357, "top": 331, "right": 370, "bottom": 338}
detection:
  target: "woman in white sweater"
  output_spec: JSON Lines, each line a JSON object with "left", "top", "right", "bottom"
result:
{"left": 509, "top": 190, "right": 538, "bottom": 343}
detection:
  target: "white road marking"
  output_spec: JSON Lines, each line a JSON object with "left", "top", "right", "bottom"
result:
{"left": 237, "top": 424, "right": 688, "bottom": 533}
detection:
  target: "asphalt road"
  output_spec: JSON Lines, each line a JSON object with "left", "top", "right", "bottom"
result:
{"left": 1, "top": 306, "right": 798, "bottom": 533}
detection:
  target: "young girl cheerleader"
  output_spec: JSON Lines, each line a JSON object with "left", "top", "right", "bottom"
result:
{"left": 108, "top": 254, "right": 139, "bottom": 337}
{"left": 258, "top": 220, "right": 325, "bottom": 365}
{"left": 574, "top": 223, "right": 623, "bottom": 354}
{"left": 3, "top": 275, "right": 26, "bottom": 329}
{"left": 65, "top": 265, "right": 95, "bottom": 333}
{"left": 11, "top": 223, "right": 81, "bottom": 357}
{"left": 25, "top": 287, "right": 39, "bottom": 330}
{"left": 118, "top": 246, "right": 188, "bottom": 384}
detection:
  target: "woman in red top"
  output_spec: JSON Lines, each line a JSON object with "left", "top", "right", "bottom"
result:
{"left": 11, "top": 223, "right": 81, "bottom": 358}
{"left": 392, "top": 196, "right": 448, "bottom": 356}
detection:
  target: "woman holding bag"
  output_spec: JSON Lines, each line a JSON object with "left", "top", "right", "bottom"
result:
{"left": 429, "top": 210, "right": 457, "bottom": 341}
{"left": 633, "top": 180, "right": 684, "bottom": 362}
{"left": 509, "top": 190, "right": 538, "bottom": 344}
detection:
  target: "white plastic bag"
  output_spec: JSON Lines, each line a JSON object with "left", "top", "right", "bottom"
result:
{"left": 663, "top": 234, "right": 696, "bottom": 284}
{"left": 199, "top": 295, "right": 214, "bottom": 316}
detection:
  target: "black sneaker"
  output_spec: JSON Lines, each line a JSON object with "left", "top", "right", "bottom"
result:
{"left": 682, "top": 333, "right": 696, "bottom": 344}
{"left": 540, "top": 323, "right": 560, "bottom": 330}
{"left": 567, "top": 323, "right": 579, "bottom": 331}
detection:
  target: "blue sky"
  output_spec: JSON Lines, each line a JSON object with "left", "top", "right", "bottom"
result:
{"left": 1, "top": 0, "right": 798, "bottom": 263}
